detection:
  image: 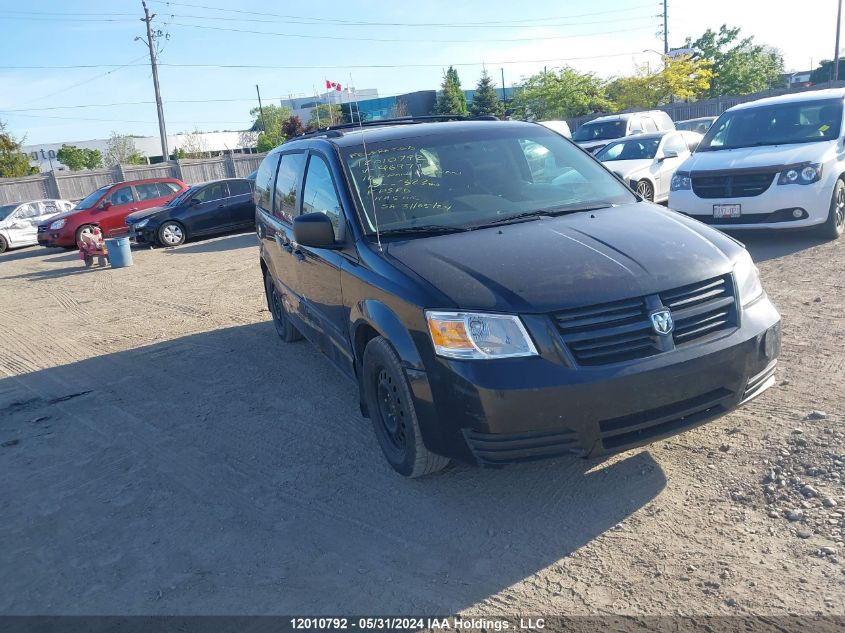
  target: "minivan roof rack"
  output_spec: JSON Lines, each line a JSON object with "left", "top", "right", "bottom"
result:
{"left": 288, "top": 114, "right": 500, "bottom": 141}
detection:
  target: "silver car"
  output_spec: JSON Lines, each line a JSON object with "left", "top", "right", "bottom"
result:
{"left": 0, "top": 199, "right": 75, "bottom": 253}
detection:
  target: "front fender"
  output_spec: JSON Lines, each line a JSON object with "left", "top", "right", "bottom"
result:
{"left": 349, "top": 299, "right": 424, "bottom": 371}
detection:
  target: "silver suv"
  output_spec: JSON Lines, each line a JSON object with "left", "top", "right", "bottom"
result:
{"left": 572, "top": 111, "right": 676, "bottom": 154}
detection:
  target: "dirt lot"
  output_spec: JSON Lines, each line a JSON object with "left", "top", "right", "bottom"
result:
{"left": 0, "top": 230, "right": 843, "bottom": 616}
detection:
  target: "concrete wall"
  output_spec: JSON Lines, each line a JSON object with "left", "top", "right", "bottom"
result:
{"left": 0, "top": 153, "right": 266, "bottom": 205}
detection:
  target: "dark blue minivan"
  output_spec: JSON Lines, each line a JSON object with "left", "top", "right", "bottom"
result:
{"left": 255, "top": 118, "right": 781, "bottom": 478}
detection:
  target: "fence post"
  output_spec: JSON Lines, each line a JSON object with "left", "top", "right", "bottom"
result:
{"left": 46, "top": 170, "right": 61, "bottom": 199}
{"left": 224, "top": 153, "right": 236, "bottom": 178}
{"left": 173, "top": 159, "right": 184, "bottom": 182}
{"left": 113, "top": 163, "right": 126, "bottom": 183}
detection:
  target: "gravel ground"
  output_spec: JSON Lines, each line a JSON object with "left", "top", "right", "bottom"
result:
{"left": 0, "top": 229, "right": 842, "bottom": 616}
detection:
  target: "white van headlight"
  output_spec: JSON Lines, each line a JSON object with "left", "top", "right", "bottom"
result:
{"left": 734, "top": 250, "right": 763, "bottom": 307}
{"left": 671, "top": 171, "right": 691, "bottom": 191}
{"left": 778, "top": 163, "right": 822, "bottom": 185}
{"left": 426, "top": 311, "right": 538, "bottom": 360}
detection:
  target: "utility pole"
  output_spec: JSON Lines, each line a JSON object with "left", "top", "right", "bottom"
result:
{"left": 500, "top": 68, "right": 506, "bottom": 108}
{"left": 255, "top": 85, "right": 267, "bottom": 133}
{"left": 140, "top": 1, "right": 169, "bottom": 161}
{"left": 835, "top": 0, "right": 843, "bottom": 82}
{"left": 662, "top": 0, "right": 669, "bottom": 55}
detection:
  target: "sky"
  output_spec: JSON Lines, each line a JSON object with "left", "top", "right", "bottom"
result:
{"left": 0, "top": 0, "right": 840, "bottom": 145}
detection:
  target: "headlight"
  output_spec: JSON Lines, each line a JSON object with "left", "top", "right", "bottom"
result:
{"left": 133, "top": 218, "right": 149, "bottom": 229}
{"left": 778, "top": 163, "right": 822, "bottom": 185}
{"left": 425, "top": 311, "right": 538, "bottom": 360}
{"left": 670, "top": 171, "right": 691, "bottom": 191}
{"left": 733, "top": 250, "right": 763, "bottom": 307}
{"left": 49, "top": 219, "right": 66, "bottom": 230}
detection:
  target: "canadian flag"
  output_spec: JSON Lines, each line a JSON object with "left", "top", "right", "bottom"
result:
{"left": 325, "top": 80, "right": 342, "bottom": 92}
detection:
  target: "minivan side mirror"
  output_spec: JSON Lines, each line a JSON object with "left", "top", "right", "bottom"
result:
{"left": 293, "top": 212, "right": 339, "bottom": 249}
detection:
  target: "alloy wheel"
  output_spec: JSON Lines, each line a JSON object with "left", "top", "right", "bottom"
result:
{"left": 161, "top": 223, "right": 183, "bottom": 246}
{"left": 636, "top": 180, "right": 654, "bottom": 201}
{"left": 836, "top": 184, "right": 845, "bottom": 229}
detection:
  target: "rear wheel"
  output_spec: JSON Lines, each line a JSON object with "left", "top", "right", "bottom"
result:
{"left": 157, "top": 221, "right": 185, "bottom": 247}
{"left": 817, "top": 178, "right": 845, "bottom": 240}
{"left": 0, "top": 235, "right": 7, "bottom": 253}
{"left": 263, "top": 271, "right": 301, "bottom": 342}
{"left": 362, "top": 336, "right": 449, "bottom": 478}
{"left": 636, "top": 179, "right": 654, "bottom": 201}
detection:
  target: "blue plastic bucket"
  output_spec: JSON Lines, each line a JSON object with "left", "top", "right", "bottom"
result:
{"left": 105, "top": 237, "right": 133, "bottom": 268}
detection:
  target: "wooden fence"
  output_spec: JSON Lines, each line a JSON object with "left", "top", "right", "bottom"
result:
{"left": 0, "top": 153, "right": 266, "bottom": 205}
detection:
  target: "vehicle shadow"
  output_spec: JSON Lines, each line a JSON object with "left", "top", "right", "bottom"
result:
{"left": 2, "top": 265, "right": 108, "bottom": 281}
{"left": 0, "top": 245, "right": 67, "bottom": 264}
{"left": 729, "top": 230, "right": 828, "bottom": 263}
{"left": 165, "top": 231, "right": 257, "bottom": 255}
{"left": 0, "top": 322, "right": 665, "bottom": 614}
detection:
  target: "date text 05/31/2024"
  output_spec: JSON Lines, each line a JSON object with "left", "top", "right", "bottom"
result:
{"left": 289, "top": 617, "right": 547, "bottom": 630}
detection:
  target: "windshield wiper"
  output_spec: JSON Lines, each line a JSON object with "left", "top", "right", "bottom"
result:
{"left": 377, "top": 225, "right": 470, "bottom": 236}
{"left": 471, "top": 203, "right": 615, "bottom": 229}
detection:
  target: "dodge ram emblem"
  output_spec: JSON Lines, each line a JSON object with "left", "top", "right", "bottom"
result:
{"left": 650, "top": 309, "right": 674, "bottom": 335}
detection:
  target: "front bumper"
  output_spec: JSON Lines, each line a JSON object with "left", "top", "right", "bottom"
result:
{"left": 669, "top": 184, "right": 831, "bottom": 230}
{"left": 127, "top": 225, "right": 155, "bottom": 244}
{"left": 37, "top": 226, "right": 74, "bottom": 247}
{"left": 418, "top": 296, "right": 781, "bottom": 465}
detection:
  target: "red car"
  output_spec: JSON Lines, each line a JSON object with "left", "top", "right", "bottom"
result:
{"left": 37, "top": 178, "right": 187, "bottom": 248}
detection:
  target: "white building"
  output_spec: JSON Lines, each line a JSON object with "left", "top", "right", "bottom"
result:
{"left": 23, "top": 130, "right": 257, "bottom": 173}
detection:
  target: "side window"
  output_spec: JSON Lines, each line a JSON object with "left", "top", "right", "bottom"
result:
{"left": 302, "top": 154, "right": 343, "bottom": 236}
{"left": 228, "top": 180, "right": 251, "bottom": 196}
{"left": 642, "top": 118, "right": 658, "bottom": 133}
{"left": 158, "top": 181, "right": 181, "bottom": 196}
{"left": 273, "top": 153, "right": 307, "bottom": 221}
{"left": 106, "top": 186, "right": 135, "bottom": 206}
{"left": 17, "top": 203, "right": 38, "bottom": 219}
{"left": 255, "top": 153, "right": 281, "bottom": 212}
{"left": 40, "top": 201, "right": 59, "bottom": 216}
{"left": 194, "top": 183, "right": 226, "bottom": 203}
{"left": 135, "top": 183, "right": 161, "bottom": 201}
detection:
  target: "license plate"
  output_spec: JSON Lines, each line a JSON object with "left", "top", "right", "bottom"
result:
{"left": 713, "top": 204, "right": 741, "bottom": 219}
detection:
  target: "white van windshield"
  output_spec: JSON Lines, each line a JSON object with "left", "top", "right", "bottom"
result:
{"left": 698, "top": 98, "right": 843, "bottom": 151}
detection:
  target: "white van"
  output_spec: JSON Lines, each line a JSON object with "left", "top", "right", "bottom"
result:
{"left": 572, "top": 111, "right": 675, "bottom": 154}
{"left": 668, "top": 89, "right": 845, "bottom": 239}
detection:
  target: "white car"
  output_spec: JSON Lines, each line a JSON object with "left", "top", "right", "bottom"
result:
{"left": 0, "top": 199, "right": 75, "bottom": 253}
{"left": 572, "top": 110, "right": 675, "bottom": 154}
{"left": 669, "top": 89, "right": 845, "bottom": 239}
{"left": 537, "top": 120, "right": 571, "bottom": 137}
{"left": 594, "top": 131, "right": 699, "bottom": 203}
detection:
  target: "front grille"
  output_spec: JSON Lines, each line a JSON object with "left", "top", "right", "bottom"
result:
{"left": 37, "top": 225, "right": 47, "bottom": 234}
{"left": 552, "top": 274, "right": 737, "bottom": 366}
{"left": 463, "top": 428, "right": 581, "bottom": 464}
{"left": 599, "top": 387, "right": 734, "bottom": 451}
{"left": 691, "top": 171, "right": 776, "bottom": 198}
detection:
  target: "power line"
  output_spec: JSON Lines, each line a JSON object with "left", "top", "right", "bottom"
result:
{"left": 149, "top": 1, "right": 657, "bottom": 26}
{"left": 168, "top": 21, "right": 655, "bottom": 43}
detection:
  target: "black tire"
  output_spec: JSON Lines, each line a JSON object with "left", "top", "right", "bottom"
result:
{"left": 157, "top": 221, "right": 186, "bottom": 247}
{"left": 817, "top": 178, "right": 845, "bottom": 240}
{"left": 263, "top": 271, "right": 301, "bottom": 342}
{"left": 75, "top": 224, "right": 98, "bottom": 245}
{"left": 0, "top": 235, "right": 7, "bottom": 253}
{"left": 362, "top": 336, "right": 449, "bottom": 478}
{"left": 636, "top": 179, "right": 654, "bottom": 201}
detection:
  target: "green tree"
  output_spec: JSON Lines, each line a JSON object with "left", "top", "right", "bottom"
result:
{"left": 56, "top": 144, "right": 103, "bottom": 170}
{"left": 509, "top": 67, "right": 613, "bottom": 120}
{"left": 435, "top": 66, "right": 468, "bottom": 115}
{"left": 105, "top": 132, "right": 147, "bottom": 166}
{"left": 0, "top": 120, "right": 34, "bottom": 178}
{"left": 249, "top": 104, "right": 292, "bottom": 152}
{"left": 689, "top": 25, "right": 784, "bottom": 96}
{"left": 469, "top": 69, "right": 504, "bottom": 117}
{"left": 810, "top": 60, "right": 836, "bottom": 85}
{"left": 607, "top": 56, "right": 713, "bottom": 109}
{"left": 307, "top": 103, "right": 344, "bottom": 130}
{"left": 281, "top": 115, "right": 306, "bottom": 138}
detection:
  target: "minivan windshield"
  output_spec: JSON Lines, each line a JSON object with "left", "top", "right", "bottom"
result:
{"left": 572, "top": 120, "right": 626, "bottom": 142}
{"left": 698, "top": 98, "right": 843, "bottom": 151}
{"left": 74, "top": 185, "right": 111, "bottom": 210}
{"left": 342, "top": 125, "right": 636, "bottom": 235}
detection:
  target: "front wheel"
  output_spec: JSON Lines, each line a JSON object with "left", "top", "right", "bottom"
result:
{"left": 636, "top": 179, "right": 654, "bottom": 202}
{"left": 362, "top": 336, "right": 449, "bottom": 478}
{"left": 75, "top": 224, "right": 98, "bottom": 245}
{"left": 817, "top": 178, "right": 845, "bottom": 240}
{"left": 157, "top": 221, "right": 186, "bottom": 247}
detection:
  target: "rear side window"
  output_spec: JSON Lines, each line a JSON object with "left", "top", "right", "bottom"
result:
{"left": 107, "top": 186, "right": 135, "bottom": 205}
{"left": 254, "top": 153, "right": 281, "bottom": 212}
{"left": 136, "top": 183, "right": 161, "bottom": 201}
{"left": 159, "top": 181, "right": 181, "bottom": 195}
{"left": 40, "top": 201, "right": 59, "bottom": 215}
{"left": 273, "top": 153, "right": 307, "bottom": 221}
{"left": 302, "top": 154, "right": 343, "bottom": 236}
{"left": 195, "top": 182, "right": 226, "bottom": 202}
{"left": 228, "top": 180, "right": 251, "bottom": 196}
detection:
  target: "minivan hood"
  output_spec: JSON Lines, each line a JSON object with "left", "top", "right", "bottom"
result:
{"left": 681, "top": 140, "right": 835, "bottom": 173}
{"left": 126, "top": 206, "right": 168, "bottom": 223}
{"left": 36, "top": 208, "right": 79, "bottom": 227}
{"left": 384, "top": 203, "right": 741, "bottom": 313}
